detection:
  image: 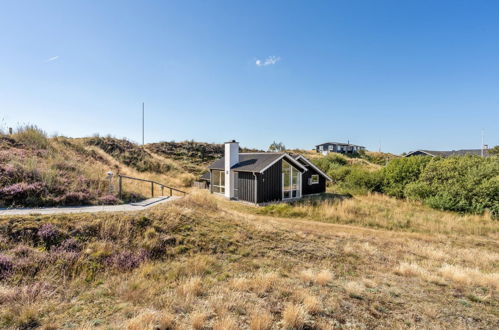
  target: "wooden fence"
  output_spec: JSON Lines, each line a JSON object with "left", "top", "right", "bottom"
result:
{"left": 118, "top": 174, "right": 187, "bottom": 199}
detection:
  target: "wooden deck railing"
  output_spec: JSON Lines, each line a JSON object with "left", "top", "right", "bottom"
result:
{"left": 118, "top": 174, "right": 187, "bottom": 199}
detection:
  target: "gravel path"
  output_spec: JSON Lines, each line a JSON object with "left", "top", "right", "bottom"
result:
{"left": 0, "top": 196, "right": 182, "bottom": 216}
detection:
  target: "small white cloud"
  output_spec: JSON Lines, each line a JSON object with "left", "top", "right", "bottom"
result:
{"left": 46, "top": 56, "right": 59, "bottom": 62}
{"left": 255, "top": 56, "right": 280, "bottom": 67}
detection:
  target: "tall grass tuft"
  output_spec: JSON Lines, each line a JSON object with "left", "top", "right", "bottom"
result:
{"left": 13, "top": 125, "right": 50, "bottom": 149}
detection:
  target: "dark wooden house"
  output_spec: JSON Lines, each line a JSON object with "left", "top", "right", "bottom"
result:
{"left": 206, "top": 141, "right": 331, "bottom": 204}
{"left": 316, "top": 142, "right": 365, "bottom": 155}
{"left": 404, "top": 149, "right": 490, "bottom": 157}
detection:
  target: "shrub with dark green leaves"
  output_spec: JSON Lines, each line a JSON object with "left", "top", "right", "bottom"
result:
{"left": 404, "top": 156, "right": 499, "bottom": 218}
{"left": 380, "top": 156, "right": 432, "bottom": 198}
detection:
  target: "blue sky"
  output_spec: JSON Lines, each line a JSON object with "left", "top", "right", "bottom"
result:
{"left": 1, "top": 1, "right": 498, "bottom": 154}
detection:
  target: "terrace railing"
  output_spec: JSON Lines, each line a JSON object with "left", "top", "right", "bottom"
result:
{"left": 117, "top": 174, "right": 187, "bottom": 199}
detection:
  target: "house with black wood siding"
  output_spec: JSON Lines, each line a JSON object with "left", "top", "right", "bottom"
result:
{"left": 206, "top": 140, "right": 331, "bottom": 204}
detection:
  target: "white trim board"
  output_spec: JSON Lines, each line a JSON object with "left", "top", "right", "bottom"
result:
{"left": 258, "top": 153, "right": 308, "bottom": 174}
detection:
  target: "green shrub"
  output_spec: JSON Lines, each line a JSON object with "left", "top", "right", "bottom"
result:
{"left": 381, "top": 156, "right": 432, "bottom": 198}
{"left": 313, "top": 154, "right": 348, "bottom": 173}
{"left": 344, "top": 167, "right": 383, "bottom": 192}
{"left": 405, "top": 156, "right": 499, "bottom": 218}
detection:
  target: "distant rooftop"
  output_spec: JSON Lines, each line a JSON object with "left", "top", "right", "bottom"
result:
{"left": 315, "top": 142, "right": 365, "bottom": 147}
{"left": 405, "top": 149, "right": 490, "bottom": 157}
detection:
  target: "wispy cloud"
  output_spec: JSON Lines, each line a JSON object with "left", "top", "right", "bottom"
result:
{"left": 45, "top": 56, "right": 59, "bottom": 62}
{"left": 255, "top": 56, "right": 280, "bottom": 67}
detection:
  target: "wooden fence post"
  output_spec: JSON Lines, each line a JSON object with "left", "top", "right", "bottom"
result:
{"left": 151, "top": 182, "right": 154, "bottom": 197}
{"left": 161, "top": 186, "right": 164, "bottom": 196}
{"left": 118, "top": 176, "right": 122, "bottom": 199}
{"left": 170, "top": 188, "right": 172, "bottom": 196}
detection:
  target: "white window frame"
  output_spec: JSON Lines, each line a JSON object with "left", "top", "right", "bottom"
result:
{"left": 282, "top": 160, "right": 301, "bottom": 200}
{"left": 211, "top": 170, "right": 225, "bottom": 194}
{"left": 310, "top": 174, "right": 319, "bottom": 185}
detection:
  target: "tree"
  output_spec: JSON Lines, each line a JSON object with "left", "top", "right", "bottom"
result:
{"left": 488, "top": 145, "right": 499, "bottom": 156}
{"left": 268, "top": 141, "right": 286, "bottom": 152}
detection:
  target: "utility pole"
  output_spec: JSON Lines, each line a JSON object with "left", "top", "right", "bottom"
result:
{"left": 142, "top": 102, "right": 145, "bottom": 145}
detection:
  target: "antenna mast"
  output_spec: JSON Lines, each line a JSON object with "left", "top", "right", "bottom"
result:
{"left": 481, "top": 130, "right": 484, "bottom": 157}
{"left": 142, "top": 102, "right": 145, "bottom": 145}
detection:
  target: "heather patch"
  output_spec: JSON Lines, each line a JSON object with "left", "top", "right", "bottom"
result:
{"left": 37, "top": 224, "right": 63, "bottom": 249}
{"left": 0, "top": 253, "right": 13, "bottom": 276}
{"left": 104, "top": 249, "right": 149, "bottom": 271}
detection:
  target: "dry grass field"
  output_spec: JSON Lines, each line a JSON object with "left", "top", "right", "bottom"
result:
{"left": 1, "top": 190, "right": 497, "bottom": 329}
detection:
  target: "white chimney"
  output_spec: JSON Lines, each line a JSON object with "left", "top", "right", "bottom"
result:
{"left": 224, "top": 140, "right": 239, "bottom": 199}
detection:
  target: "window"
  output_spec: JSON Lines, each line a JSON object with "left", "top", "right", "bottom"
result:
{"left": 282, "top": 160, "right": 300, "bottom": 199}
{"left": 310, "top": 174, "right": 319, "bottom": 185}
{"left": 211, "top": 170, "right": 225, "bottom": 194}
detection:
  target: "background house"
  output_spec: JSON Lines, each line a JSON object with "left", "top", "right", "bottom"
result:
{"left": 316, "top": 142, "right": 365, "bottom": 155}
{"left": 405, "top": 149, "right": 490, "bottom": 157}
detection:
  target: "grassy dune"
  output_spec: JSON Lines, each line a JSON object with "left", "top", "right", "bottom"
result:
{"left": 0, "top": 191, "right": 497, "bottom": 329}
{"left": 0, "top": 127, "right": 197, "bottom": 207}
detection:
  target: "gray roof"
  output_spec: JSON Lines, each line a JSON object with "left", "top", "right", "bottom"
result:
{"left": 199, "top": 172, "right": 211, "bottom": 181}
{"left": 208, "top": 153, "right": 305, "bottom": 173}
{"left": 406, "top": 149, "right": 490, "bottom": 157}
{"left": 316, "top": 142, "right": 365, "bottom": 148}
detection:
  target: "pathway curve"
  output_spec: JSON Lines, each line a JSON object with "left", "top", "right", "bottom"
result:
{"left": 0, "top": 196, "right": 182, "bottom": 216}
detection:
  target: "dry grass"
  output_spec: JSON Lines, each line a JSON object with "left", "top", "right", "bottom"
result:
{"left": 302, "top": 294, "right": 321, "bottom": 314}
{"left": 126, "top": 310, "right": 175, "bottom": 330}
{"left": 257, "top": 193, "right": 499, "bottom": 238}
{"left": 281, "top": 303, "right": 307, "bottom": 329}
{"left": 177, "top": 277, "right": 203, "bottom": 297}
{"left": 344, "top": 281, "right": 365, "bottom": 299}
{"left": 213, "top": 316, "right": 238, "bottom": 330}
{"left": 1, "top": 190, "right": 498, "bottom": 328}
{"left": 190, "top": 311, "right": 209, "bottom": 330}
{"left": 394, "top": 262, "right": 427, "bottom": 277}
{"left": 439, "top": 264, "right": 499, "bottom": 290}
{"left": 315, "top": 270, "right": 333, "bottom": 285}
{"left": 249, "top": 309, "right": 273, "bottom": 330}
{"left": 298, "top": 269, "right": 333, "bottom": 286}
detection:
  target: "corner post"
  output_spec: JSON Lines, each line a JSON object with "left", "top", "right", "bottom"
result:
{"left": 118, "top": 175, "right": 122, "bottom": 200}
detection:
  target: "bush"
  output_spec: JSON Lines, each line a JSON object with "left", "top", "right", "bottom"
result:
{"left": 55, "top": 191, "right": 92, "bottom": 206}
{"left": 313, "top": 154, "right": 348, "bottom": 174}
{"left": 98, "top": 194, "right": 121, "bottom": 205}
{"left": 37, "top": 224, "right": 63, "bottom": 249}
{"left": 381, "top": 156, "right": 432, "bottom": 198}
{"left": 0, "top": 253, "right": 13, "bottom": 276}
{"left": 13, "top": 125, "right": 50, "bottom": 149}
{"left": 104, "top": 249, "right": 149, "bottom": 271}
{"left": 404, "top": 156, "right": 499, "bottom": 218}
{"left": 344, "top": 167, "right": 383, "bottom": 193}
{"left": 0, "top": 182, "right": 46, "bottom": 207}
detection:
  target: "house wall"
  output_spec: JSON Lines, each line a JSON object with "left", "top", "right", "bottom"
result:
{"left": 237, "top": 172, "right": 256, "bottom": 203}
{"left": 257, "top": 159, "right": 282, "bottom": 203}
{"left": 301, "top": 165, "right": 326, "bottom": 195}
